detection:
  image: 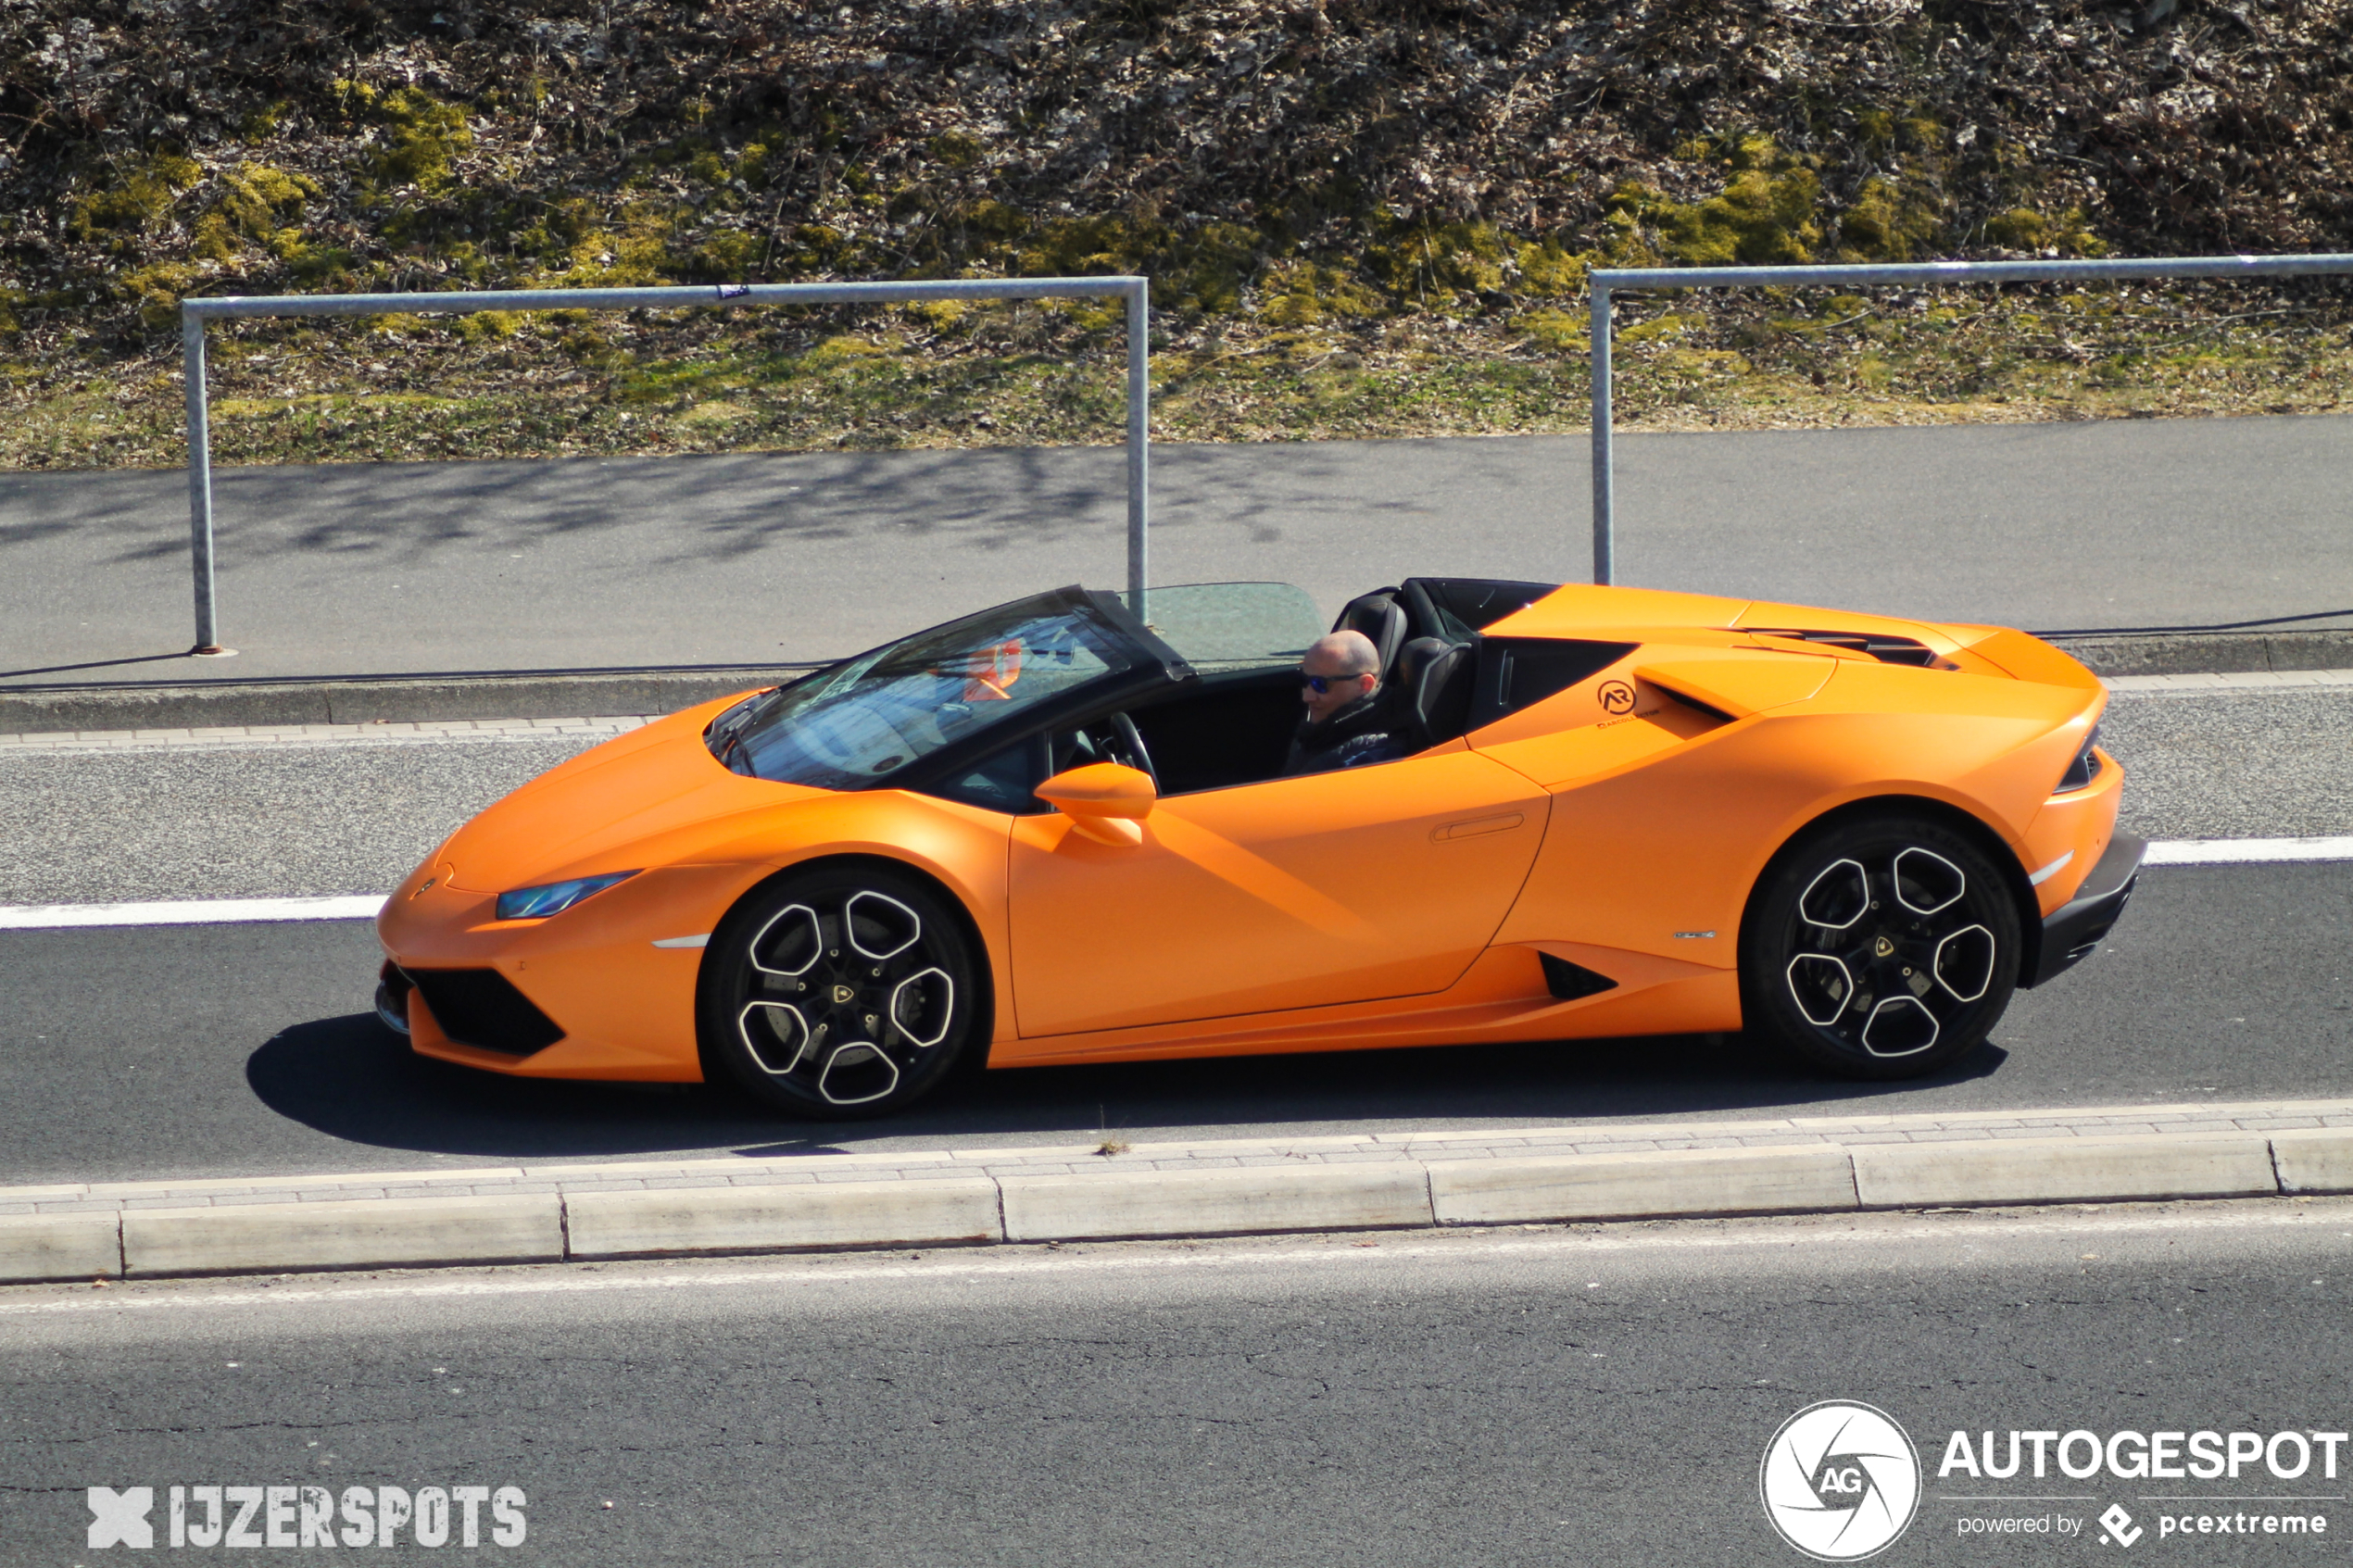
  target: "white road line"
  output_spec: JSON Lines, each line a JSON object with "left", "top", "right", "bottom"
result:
{"left": 1, "top": 835, "right": 2349, "bottom": 931}
{"left": 2143, "top": 836, "right": 2353, "bottom": 866}
{"left": 0, "top": 895, "right": 385, "bottom": 930}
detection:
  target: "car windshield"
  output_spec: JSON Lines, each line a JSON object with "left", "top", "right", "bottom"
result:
{"left": 711, "top": 587, "right": 1143, "bottom": 789}
{"left": 1126, "top": 582, "right": 1323, "bottom": 671}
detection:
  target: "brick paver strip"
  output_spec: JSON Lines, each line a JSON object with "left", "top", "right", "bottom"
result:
{"left": 13, "top": 1098, "right": 2352, "bottom": 1217}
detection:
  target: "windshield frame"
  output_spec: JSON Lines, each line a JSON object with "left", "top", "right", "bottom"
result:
{"left": 705, "top": 584, "right": 1194, "bottom": 793}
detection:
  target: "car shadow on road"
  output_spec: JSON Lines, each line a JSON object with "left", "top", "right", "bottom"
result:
{"left": 246, "top": 1012, "right": 2008, "bottom": 1163}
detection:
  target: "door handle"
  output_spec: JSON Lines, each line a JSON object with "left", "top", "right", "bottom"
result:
{"left": 1431, "top": 811, "right": 1526, "bottom": 842}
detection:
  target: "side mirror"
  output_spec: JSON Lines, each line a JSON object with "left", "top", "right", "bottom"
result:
{"left": 1035, "top": 762, "right": 1155, "bottom": 847}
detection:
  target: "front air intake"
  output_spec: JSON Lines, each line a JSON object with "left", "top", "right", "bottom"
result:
{"left": 405, "top": 967, "right": 565, "bottom": 1056}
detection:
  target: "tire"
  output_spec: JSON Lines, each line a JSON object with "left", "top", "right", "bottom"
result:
{"left": 1740, "top": 810, "right": 2021, "bottom": 1080}
{"left": 698, "top": 862, "right": 987, "bottom": 1119}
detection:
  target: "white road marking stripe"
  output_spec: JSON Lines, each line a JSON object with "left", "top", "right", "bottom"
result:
{"left": 2142, "top": 836, "right": 2353, "bottom": 866}
{"left": 1, "top": 834, "right": 2350, "bottom": 932}
{"left": 0, "top": 895, "right": 385, "bottom": 930}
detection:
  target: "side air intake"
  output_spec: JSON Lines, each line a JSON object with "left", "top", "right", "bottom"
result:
{"left": 1539, "top": 953, "right": 1620, "bottom": 1002}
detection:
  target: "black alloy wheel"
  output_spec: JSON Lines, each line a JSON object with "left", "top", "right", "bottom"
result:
{"left": 1741, "top": 811, "right": 2021, "bottom": 1080}
{"left": 700, "top": 863, "right": 984, "bottom": 1119}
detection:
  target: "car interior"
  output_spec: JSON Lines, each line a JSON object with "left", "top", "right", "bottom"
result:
{"left": 921, "top": 577, "right": 1634, "bottom": 814}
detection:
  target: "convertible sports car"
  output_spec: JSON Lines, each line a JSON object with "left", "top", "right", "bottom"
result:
{"left": 374, "top": 578, "right": 2139, "bottom": 1118}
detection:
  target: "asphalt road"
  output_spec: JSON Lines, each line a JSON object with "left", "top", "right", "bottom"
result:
{"left": 1, "top": 859, "right": 2346, "bottom": 1185}
{"left": 6, "top": 415, "right": 2349, "bottom": 684}
{"left": 2, "top": 1203, "right": 2347, "bottom": 1565}
{"left": 3, "top": 685, "right": 2344, "bottom": 908}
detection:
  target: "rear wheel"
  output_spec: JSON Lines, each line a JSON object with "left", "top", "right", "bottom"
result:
{"left": 1741, "top": 811, "right": 2020, "bottom": 1080}
{"left": 699, "top": 863, "right": 985, "bottom": 1119}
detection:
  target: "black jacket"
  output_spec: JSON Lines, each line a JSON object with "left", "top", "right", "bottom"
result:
{"left": 1282, "top": 691, "right": 1405, "bottom": 776}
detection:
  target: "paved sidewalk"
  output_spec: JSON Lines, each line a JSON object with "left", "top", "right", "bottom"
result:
{"left": 11, "top": 1098, "right": 2347, "bottom": 1218}
{"left": 6, "top": 417, "right": 2350, "bottom": 688}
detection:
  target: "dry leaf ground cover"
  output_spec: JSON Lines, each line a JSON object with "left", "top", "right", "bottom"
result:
{"left": 4, "top": 0, "right": 2349, "bottom": 470}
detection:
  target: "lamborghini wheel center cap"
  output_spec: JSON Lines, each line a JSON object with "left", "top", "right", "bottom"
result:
{"left": 832, "top": 984, "right": 857, "bottom": 1005}
{"left": 1873, "top": 935, "right": 1895, "bottom": 958}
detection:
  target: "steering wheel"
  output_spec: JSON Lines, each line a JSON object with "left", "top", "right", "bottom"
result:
{"left": 1109, "top": 711, "right": 1158, "bottom": 790}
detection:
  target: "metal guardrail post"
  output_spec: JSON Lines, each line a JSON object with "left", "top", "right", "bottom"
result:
{"left": 1583, "top": 251, "right": 2353, "bottom": 592}
{"left": 1126, "top": 278, "right": 1151, "bottom": 623}
{"left": 181, "top": 311, "right": 223, "bottom": 654}
{"left": 177, "top": 276, "right": 1153, "bottom": 654}
{"left": 1588, "top": 280, "right": 1614, "bottom": 587}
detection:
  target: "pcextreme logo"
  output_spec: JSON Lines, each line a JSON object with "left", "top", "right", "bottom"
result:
{"left": 1759, "top": 1401, "right": 1924, "bottom": 1562}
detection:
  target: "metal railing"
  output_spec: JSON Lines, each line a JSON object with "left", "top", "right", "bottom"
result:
{"left": 180, "top": 276, "right": 1152, "bottom": 653}
{"left": 1587, "top": 253, "right": 2353, "bottom": 584}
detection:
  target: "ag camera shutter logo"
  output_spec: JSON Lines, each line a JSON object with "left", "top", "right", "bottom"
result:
{"left": 1760, "top": 1400, "right": 1922, "bottom": 1561}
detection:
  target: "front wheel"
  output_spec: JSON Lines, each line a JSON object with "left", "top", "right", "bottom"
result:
{"left": 1741, "top": 811, "right": 2021, "bottom": 1080}
{"left": 699, "top": 863, "right": 986, "bottom": 1119}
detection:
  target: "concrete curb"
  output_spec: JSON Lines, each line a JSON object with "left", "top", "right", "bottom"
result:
{"left": 120, "top": 1195, "right": 564, "bottom": 1278}
{"left": 6, "top": 1115, "right": 2352, "bottom": 1286}
{"left": 5, "top": 629, "right": 2347, "bottom": 734}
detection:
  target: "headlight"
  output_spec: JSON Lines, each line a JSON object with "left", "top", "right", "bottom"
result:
{"left": 496, "top": 871, "right": 640, "bottom": 922}
{"left": 2053, "top": 725, "right": 2103, "bottom": 794}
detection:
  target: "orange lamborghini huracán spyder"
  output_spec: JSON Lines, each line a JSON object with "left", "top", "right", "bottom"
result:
{"left": 374, "top": 579, "right": 2138, "bottom": 1119}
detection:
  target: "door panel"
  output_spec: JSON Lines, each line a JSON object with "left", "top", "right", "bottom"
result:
{"left": 1007, "top": 749, "right": 1549, "bottom": 1037}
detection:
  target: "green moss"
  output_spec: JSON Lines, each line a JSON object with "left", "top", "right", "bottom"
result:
{"left": 1984, "top": 206, "right": 2107, "bottom": 257}
{"left": 366, "top": 88, "right": 473, "bottom": 191}
{"left": 684, "top": 229, "right": 762, "bottom": 282}
{"left": 1514, "top": 239, "right": 1590, "bottom": 298}
{"left": 1163, "top": 221, "right": 1262, "bottom": 313}
{"left": 69, "top": 153, "right": 202, "bottom": 241}
{"left": 1365, "top": 218, "right": 1510, "bottom": 307}
{"left": 927, "top": 131, "right": 984, "bottom": 169}
{"left": 241, "top": 100, "right": 292, "bottom": 140}
{"left": 209, "top": 163, "right": 320, "bottom": 246}
{"left": 1257, "top": 260, "right": 1384, "bottom": 326}
{"left": 1605, "top": 135, "right": 1824, "bottom": 267}
{"left": 1838, "top": 174, "right": 1944, "bottom": 260}
{"left": 1514, "top": 307, "right": 1587, "bottom": 351}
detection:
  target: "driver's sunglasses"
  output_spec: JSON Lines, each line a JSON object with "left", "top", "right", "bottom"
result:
{"left": 1302, "top": 673, "right": 1349, "bottom": 695}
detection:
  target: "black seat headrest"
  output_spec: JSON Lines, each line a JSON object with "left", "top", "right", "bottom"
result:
{"left": 1334, "top": 591, "right": 1407, "bottom": 678}
{"left": 1390, "top": 636, "right": 1477, "bottom": 749}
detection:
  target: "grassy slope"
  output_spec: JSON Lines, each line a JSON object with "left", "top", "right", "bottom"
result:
{"left": 4, "top": 0, "right": 2349, "bottom": 470}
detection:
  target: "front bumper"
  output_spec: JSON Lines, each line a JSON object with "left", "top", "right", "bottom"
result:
{"left": 2024, "top": 831, "right": 2145, "bottom": 988}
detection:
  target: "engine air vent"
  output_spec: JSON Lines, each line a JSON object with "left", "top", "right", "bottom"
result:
{"left": 1748, "top": 629, "right": 1957, "bottom": 670}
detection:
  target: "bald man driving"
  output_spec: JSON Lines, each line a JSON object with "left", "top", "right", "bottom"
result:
{"left": 1282, "top": 629, "right": 1404, "bottom": 775}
